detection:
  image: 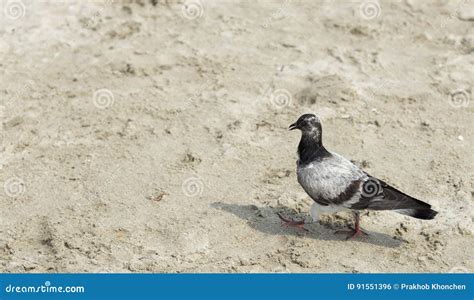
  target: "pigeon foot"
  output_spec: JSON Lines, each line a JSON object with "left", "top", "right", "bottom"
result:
{"left": 335, "top": 226, "right": 369, "bottom": 240}
{"left": 277, "top": 213, "right": 308, "bottom": 231}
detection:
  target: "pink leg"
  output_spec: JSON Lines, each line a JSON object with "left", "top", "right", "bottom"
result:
{"left": 335, "top": 212, "right": 368, "bottom": 240}
{"left": 277, "top": 213, "right": 308, "bottom": 232}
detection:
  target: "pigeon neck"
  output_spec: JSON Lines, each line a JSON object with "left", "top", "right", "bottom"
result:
{"left": 298, "top": 130, "right": 329, "bottom": 163}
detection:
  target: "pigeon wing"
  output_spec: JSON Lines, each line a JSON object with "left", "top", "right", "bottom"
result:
{"left": 313, "top": 179, "right": 362, "bottom": 206}
{"left": 349, "top": 175, "right": 438, "bottom": 219}
{"left": 297, "top": 153, "right": 366, "bottom": 206}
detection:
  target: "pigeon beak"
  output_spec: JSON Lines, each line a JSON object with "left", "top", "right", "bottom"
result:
{"left": 288, "top": 123, "right": 298, "bottom": 131}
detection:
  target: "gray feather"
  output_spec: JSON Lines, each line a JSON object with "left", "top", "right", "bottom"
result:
{"left": 297, "top": 152, "right": 367, "bottom": 206}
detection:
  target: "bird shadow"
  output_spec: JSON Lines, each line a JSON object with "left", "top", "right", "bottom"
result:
{"left": 211, "top": 202, "right": 402, "bottom": 248}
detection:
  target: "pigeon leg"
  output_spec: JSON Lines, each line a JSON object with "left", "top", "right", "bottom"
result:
{"left": 335, "top": 212, "right": 368, "bottom": 240}
{"left": 277, "top": 213, "right": 308, "bottom": 231}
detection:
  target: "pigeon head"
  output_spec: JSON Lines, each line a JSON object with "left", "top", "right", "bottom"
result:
{"left": 289, "top": 113, "right": 321, "bottom": 133}
{"left": 290, "top": 113, "right": 326, "bottom": 161}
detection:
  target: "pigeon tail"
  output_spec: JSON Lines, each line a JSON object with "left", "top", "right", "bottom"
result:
{"left": 394, "top": 207, "right": 438, "bottom": 220}
{"left": 381, "top": 183, "right": 438, "bottom": 220}
{"left": 352, "top": 178, "right": 439, "bottom": 220}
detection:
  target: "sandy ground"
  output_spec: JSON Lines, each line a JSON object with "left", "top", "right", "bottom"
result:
{"left": 0, "top": 0, "right": 473, "bottom": 273}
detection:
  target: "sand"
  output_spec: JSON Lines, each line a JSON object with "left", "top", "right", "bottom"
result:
{"left": 0, "top": 0, "right": 472, "bottom": 273}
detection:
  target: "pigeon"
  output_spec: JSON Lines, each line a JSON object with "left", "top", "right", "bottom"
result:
{"left": 278, "top": 113, "right": 438, "bottom": 239}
